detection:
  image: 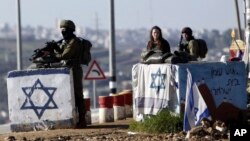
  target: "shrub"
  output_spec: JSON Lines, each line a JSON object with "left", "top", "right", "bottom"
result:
{"left": 129, "top": 109, "right": 183, "bottom": 134}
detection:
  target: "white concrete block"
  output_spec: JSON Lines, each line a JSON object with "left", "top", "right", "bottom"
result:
{"left": 125, "top": 105, "right": 133, "bottom": 117}
{"left": 99, "top": 108, "right": 114, "bottom": 123}
{"left": 113, "top": 106, "right": 126, "bottom": 121}
{"left": 85, "top": 111, "right": 91, "bottom": 125}
{"left": 7, "top": 68, "right": 76, "bottom": 132}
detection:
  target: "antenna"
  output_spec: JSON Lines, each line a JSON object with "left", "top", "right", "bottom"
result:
{"left": 234, "top": 0, "right": 243, "bottom": 40}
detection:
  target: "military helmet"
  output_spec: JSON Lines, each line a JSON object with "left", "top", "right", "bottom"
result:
{"left": 181, "top": 27, "right": 192, "bottom": 35}
{"left": 60, "top": 20, "right": 75, "bottom": 31}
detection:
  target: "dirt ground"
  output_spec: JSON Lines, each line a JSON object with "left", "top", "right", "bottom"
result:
{"left": 0, "top": 118, "right": 177, "bottom": 141}
{"left": 0, "top": 117, "right": 232, "bottom": 141}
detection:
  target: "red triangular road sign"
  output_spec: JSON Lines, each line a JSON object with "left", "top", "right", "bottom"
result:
{"left": 84, "top": 60, "right": 106, "bottom": 80}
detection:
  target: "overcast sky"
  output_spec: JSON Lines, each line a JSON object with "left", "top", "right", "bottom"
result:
{"left": 0, "top": 0, "right": 246, "bottom": 31}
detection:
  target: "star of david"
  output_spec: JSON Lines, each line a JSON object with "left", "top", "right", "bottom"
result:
{"left": 194, "top": 107, "right": 199, "bottom": 122}
{"left": 21, "top": 78, "right": 58, "bottom": 119}
{"left": 150, "top": 68, "right": 166, "bottom": 94}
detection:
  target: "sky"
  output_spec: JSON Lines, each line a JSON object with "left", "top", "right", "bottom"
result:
{"left": 0, "top": 0, "right": 246, "bottom": 31}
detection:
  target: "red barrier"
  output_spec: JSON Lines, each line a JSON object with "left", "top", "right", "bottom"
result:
{"left": 119, "top": 89, "right": 133, "bottom": 105}
{"left": 85, "top": 98, "right": 91, "bottom": 111}
{"left": 98, "top": 96, "right": 114, "bottom": 123}
{"left": 112, "top": 94, "right": 124, "bottom": 106}
{"left": 119, "top": 90, "right": 133, "bottom": 118}
{"left": 99, "top": 96, "right": 113, "bottom": 108}
{"left": 124, "top": 93, "right": 132, "bottom": 105}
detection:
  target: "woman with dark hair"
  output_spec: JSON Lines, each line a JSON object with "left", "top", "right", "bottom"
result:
{"left": 146, "top": 26, "right": 171, "bottom": 53}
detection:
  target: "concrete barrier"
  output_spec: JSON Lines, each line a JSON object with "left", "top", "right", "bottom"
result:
{"left": 121, "top": 90, "right": 133, "bottom": 117}
{"left": 112, "top": 94, "right": 126, "bottom": 121}
{"left": 98, "top": 96, "right": 114, "bottom": 123}
{"left": 84, "top": 98, "right": 91, "bottom": 125}
{"left": 7, "top": 68, "right": 76, "bottom": 132}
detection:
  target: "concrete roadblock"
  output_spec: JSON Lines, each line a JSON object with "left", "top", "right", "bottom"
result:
{"left": 98, "top": 96, "right": 114, "bottom": 123}
{"left": 112, "top": 94, "right": 126, "bottom": 121}
{"left": 120, "top": 90, "right": 133, "bottom": 117}
{"left": 84, "top": 98, "right": 91, "bottom": 125}
{"left": 7, "top": 68, "right": 76, "bottom": 132}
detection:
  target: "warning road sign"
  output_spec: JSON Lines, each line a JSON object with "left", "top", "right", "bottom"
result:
{"left": 84, "top": 60, "right": 106, "bottom": 80}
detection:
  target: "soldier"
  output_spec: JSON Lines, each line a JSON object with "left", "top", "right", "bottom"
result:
{"left": 56, "top": 19, "right": 86, "bottom": 128}
{"left": 179, "top": 27, "right": 199, "bottom": 60}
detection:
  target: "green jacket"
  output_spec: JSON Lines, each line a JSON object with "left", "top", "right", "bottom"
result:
{"left": 188, "top": 39, "right": 199, "bottom": 59}
{"left": 56, "top": 36, "right": 82, "bottom": 66}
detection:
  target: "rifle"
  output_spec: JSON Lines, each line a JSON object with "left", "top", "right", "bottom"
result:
{"left": 178, "top": 36, "right": 184, "bottom": 51}
{"left": 29, "top": 40, "right": 63, "bottom": 68}
{"left": 178, "top": 36, "right": 189, "bottom": 53}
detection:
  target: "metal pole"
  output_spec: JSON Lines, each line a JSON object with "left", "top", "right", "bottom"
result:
{"left": 16, "top": 0, "right": 22, "bottom": 70}
{"left": 235, "top": 0, "right": 243, "bottom": 40}
{"left": 244, "top": 0, "right": 247, "bottom": 28}
{"left": 109, "top": 0, "right": 117, "bottom": 95}
{"left": 244, "top": 0, "right": 250, "bottom": 75}
{"left": 93, "top": 80, "right": 96, "bottom": 108}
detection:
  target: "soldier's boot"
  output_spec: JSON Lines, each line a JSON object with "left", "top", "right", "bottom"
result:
{"left": 77, "top": 113, "right": 87, "bottom": 128}
{"left": 75, "top": 99, "right": 87, "bottom": 129}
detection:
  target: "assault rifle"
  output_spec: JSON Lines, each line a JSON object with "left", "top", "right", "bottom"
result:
{"left": 29, "top": 40, "right": 64, "bottom": 68}
{"left": 178, "top": 36, "right": 189, "bottom": 53}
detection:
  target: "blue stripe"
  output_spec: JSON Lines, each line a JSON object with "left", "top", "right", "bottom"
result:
{"left": 195, "top": 108, "right": 210, "bottom": 126}
{"left": 184, "top": 113, "right": 191, "bottom": 131}
{"left": 8, "top": 68, "right": 70, "bottom": 78}
{"left": 183, "top": 84, "right": 194, "bottom": 132}
{"left": 188, "top": 82, "right": 194, "bottom": 111}
{"left": 135, "top": 97, "right": 168, "bottom": 109}
{"left": 183, "top": 70, "right": 194, "bottom": 131}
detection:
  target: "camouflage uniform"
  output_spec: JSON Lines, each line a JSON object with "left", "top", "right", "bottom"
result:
{"left": 56, "top": 35, "right": 86, "bottom": 127}
{"left": 187, "top": 39, "right": 200, "bottom": 59}
{"left": 180, "top": 27, "right": 200, "bottom": 61}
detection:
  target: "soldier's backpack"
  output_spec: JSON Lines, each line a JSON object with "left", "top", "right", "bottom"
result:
{"left": 196, "top": 39, "right": 208, "bottom": 58}
{"left": 78, "top": 37, "right": 92, "bottom": 66}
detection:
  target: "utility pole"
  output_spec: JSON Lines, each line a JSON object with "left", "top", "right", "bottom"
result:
{"left": 109, "top": 0, "right": 117, "bottom": 95}
{"left": 235, "top": 0, "right": 243, "bottom": 40}
{"left": 16, "top": 0, "right": 22, "bottom": 70}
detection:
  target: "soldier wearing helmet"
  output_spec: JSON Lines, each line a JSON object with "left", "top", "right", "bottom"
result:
{"left": 59, "top": 20, "right": 76, "bottom": 40}
{"left": 56, "top": 19, "right": 87, "bottom": 128}
{"left": 60, "top": 20, "right": 75, "bottom": 30}
{"left": 178, "top": 27, "right": 199, "bottom": 60}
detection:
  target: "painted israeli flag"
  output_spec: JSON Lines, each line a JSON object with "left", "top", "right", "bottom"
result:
{"left": 7, "top": 68, "right": 76, "bottom": 126}
{"left": 183, "top": 69, "right": 210, "bottom": 131}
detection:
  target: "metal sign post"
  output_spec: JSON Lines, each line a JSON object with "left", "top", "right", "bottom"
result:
{"left": 93, "top": 80, "right": 96, "bottom": 108}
